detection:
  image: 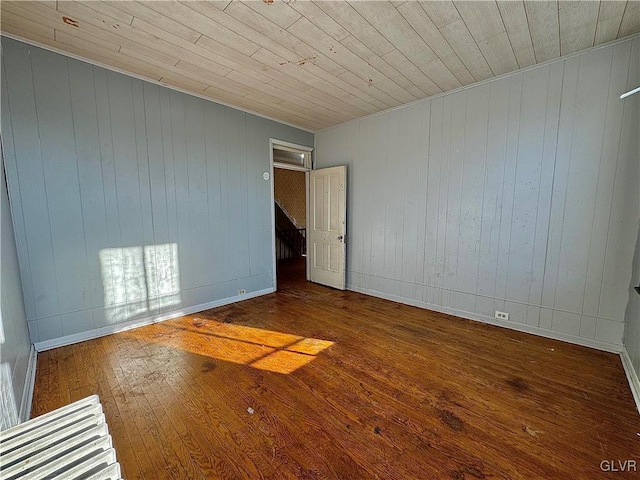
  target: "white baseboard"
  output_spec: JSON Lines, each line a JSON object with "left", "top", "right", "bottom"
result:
{"left": 621, "top": 347, "right": 640, "bottom": 414}
{"left": 19, "top": 344, "right": 37, "bottom": 422}
{"left": 34, "top": 288, "right": 275, "bottom": 352}
{"left": 349, "top": 285, "right": 623, "bottom": 354}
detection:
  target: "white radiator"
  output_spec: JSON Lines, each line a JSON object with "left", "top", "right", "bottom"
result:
{"left": 0, "top": 395, "right": 122, "bottom": 480}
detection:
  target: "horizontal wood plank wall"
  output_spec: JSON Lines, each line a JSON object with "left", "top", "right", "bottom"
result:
{"left": 316, "top": 37, "right": 640, "bottom": 352}
{"left": 0, "top": 37, "right": 313, "bottom": 345}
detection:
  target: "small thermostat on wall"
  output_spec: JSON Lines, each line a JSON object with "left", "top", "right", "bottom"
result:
{"left": 263, "top": 172, "right": 270, "bottom": 180}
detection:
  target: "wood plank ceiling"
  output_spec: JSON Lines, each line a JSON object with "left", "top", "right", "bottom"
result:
{"left": 1, "top": 1, "right": 639, "bottom": 131}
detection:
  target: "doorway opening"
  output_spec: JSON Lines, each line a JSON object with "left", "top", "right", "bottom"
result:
{"left": 270, "top": 140, "right": 312, "bottom": 290}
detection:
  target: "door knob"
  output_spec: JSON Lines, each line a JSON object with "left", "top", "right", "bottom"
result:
{"left": 338, "top": 235, "right": 343, "bottom": 241}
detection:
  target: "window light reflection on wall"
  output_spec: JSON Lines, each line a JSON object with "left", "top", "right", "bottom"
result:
{"left": 99, "top": 243, "right": 181, "bottom": 323}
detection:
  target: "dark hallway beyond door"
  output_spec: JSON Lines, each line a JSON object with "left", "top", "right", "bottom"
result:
{"left": 277, "top": 257, "right": 306, "bottom": 290}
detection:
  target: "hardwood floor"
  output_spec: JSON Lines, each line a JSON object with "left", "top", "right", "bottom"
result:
{"left": 32, "top": 258, "right": 640, "bottom": 479}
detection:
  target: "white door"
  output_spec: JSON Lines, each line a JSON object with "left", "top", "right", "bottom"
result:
{"left": 309, "top": 166, "right": 346, "bottom": 290}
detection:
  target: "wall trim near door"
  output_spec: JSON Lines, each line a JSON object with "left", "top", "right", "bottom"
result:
{"left": 349, "top": 284, "right": 624, "bottom": 354}
{"left": 33, "top": 288, "right": 275, "bottom": 352}
{"left": 270, "top": 138, "right": 313, "bottom": 289}
{"left": 621, "top": 347, "right": 640, "bottom": 414}
{"left": 19, "top": 345, "right": 37, "bottom": 422}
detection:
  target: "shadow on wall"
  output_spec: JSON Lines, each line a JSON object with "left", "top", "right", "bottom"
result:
{"left": 99, "top": 243, "right": 181, "bottom": 323}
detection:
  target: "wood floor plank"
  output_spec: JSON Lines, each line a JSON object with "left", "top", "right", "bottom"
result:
{"left": 102, "top": 333, "right": 172, "bottom": 480}
{"left": 30, "top": 259, "right": 640, "bottom": 479}
{"left": 81, "top": 336, "right": 146, "bottom": 480}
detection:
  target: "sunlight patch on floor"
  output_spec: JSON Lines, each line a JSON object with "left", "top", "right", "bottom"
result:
{"left": 123, "top": 318, "right": 334, "bottom": 374}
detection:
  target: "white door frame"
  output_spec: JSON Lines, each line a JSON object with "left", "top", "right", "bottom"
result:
{"left": 269, "top": 138, "right": 313, "bottom": 288}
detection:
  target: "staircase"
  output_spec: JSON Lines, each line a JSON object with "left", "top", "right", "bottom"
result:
{"left": 275, "top": 202, "right": 306, "bottom": 260}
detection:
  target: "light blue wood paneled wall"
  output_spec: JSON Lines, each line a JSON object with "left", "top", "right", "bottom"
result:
{"left": 624, "top": 221, "right": 640, "bottom": 394}
{"left": 317, "top": 38, "right": 640, "bottom": 352}
{"left": 1, "top": 38, "right": 313, "bottom": 344}
{"left": 1, "top": 149, "right": 31, "bottom": 429}
{"left": 622, "top": 35, "right": 640, "bottom": 385}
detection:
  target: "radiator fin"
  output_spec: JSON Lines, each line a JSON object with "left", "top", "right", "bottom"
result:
{"left": 0, "top": 396, "right": 122, "bottom": 480}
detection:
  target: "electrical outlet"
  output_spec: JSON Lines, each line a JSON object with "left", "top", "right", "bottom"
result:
{"left": 238, "top": 289, "right": 246, "bottom": 295}
{"left": 495, "top": 311, "right": 509, "bottom": 321}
